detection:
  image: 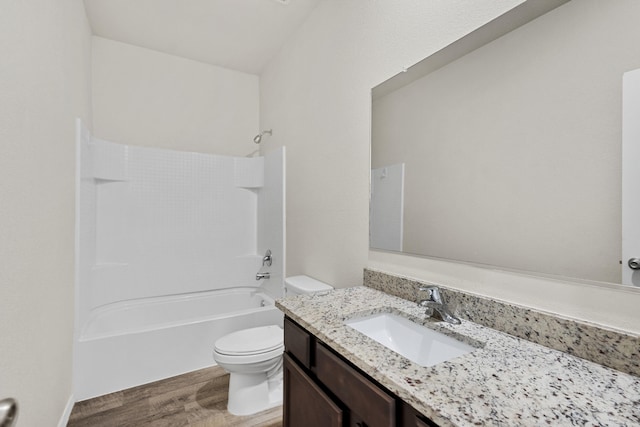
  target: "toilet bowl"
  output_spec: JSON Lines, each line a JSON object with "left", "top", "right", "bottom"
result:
{"left": 213, "top": 275, "right": 333, "bottom": 415}
{"left": 213, "top": 325, "right": 284, "bottom": 415}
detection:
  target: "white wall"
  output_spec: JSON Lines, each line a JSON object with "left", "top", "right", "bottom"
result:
{"left": 260, "top": 0, "right": 640, "bottom": 334}
{"left": 92, "top": 37, "right": 259, "bottom": 156}
{"left": 0, "top": 0, "right": 92, "bottom": 425}
{"left": 259, "top": 0, "right": 529, "bottom": 287}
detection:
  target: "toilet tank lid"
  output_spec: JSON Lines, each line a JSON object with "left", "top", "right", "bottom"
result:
{"left": 285, "top": 275, "right": 333, "bottom": 294}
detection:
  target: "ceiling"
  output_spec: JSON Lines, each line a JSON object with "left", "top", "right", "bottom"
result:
{"left": 83, "top": 0, "right": 321, "bottom": 75}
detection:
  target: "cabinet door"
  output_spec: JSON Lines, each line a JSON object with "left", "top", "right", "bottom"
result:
{"left": 315, "top": 343, "right": 395, "bottom": 427}
{"left": 283, "top": 353, "right": 343, "bottom": 427}
{"left": 400, "top": 402, "right": 440, "bottom": 427}
{"left": 415, "top": 419, "right": 438, "bottom": 427}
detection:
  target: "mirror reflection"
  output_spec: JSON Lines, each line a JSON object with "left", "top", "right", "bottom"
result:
{"left": 370, "top": 0, "right": 640, "bottom": 286}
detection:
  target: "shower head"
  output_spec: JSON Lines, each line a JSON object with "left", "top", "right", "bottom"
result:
{"left": 253, "top": 129, "right": 272, "bottom": 144}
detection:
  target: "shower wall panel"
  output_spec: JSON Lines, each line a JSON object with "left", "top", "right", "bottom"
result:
{"left": 79, "top": 136, "right": 265, "bottom": 319}
{"left": 258, "top": 147, "right": 286, "bottom": 298}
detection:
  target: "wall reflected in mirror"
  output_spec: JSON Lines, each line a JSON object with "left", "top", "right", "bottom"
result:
{"left": 370, "top": 0, "right": 640, "bottom": 286}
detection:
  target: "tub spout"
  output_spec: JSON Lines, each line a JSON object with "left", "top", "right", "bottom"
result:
{"left": 256, "top": 272, "right": 270, "bottom": 280}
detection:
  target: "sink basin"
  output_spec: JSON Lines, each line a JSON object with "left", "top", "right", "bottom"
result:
{"left": 345, "top": 312, "right": 475, "bottom": 367}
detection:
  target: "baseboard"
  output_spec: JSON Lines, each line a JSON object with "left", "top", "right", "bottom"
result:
{"left": 57, "top": 394, "right": 75, "bottom": 427}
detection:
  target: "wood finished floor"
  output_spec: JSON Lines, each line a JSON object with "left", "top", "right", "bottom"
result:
{"left": 67, "top": 366, "right": 282, "bottom": 427}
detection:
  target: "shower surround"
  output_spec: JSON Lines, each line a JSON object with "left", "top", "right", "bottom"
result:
{"left": 74, "top": 120, "right": 285, "bottom": 400}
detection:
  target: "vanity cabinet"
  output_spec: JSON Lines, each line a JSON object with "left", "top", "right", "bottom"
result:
{"left": 283, "top": 317, "right": 439, "bottom": 427}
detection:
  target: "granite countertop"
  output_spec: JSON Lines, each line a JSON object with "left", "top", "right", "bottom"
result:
{"left": 276, "top": 286, "right": 640, "bottom": 427}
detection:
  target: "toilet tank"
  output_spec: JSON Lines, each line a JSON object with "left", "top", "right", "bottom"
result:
{"left": 284, "top": 275, "right": 333, "bottom": 296}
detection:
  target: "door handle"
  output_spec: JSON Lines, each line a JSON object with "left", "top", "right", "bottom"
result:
{"left": 628, "top": 258, "right": 640, "bottom": 270}
{"left": 0, "top": 398, "right": 18, "bottom": 427}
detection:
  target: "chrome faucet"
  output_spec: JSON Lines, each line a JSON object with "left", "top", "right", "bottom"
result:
{"left": 262, "top": 249, "right": 272, "bottom": 267}
{"left": 256, "top": 272, "right": 270, "bottom": 280}
{"left": 417, "top": 286, "right": 461, "bottom": 325}
{"left": 256, "top": 250, "right": 272, "bottom": 280}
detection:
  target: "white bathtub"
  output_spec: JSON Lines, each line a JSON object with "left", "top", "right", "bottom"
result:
{"left": 74, "top": 287, "right": 283, "bottom": 401}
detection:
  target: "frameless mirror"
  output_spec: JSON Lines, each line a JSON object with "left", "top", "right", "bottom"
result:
{"left": 370, "top": 0, "right": 640, "bottom": 287}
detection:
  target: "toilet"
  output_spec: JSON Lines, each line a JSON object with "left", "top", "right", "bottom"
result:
{"left": 284, "top": 274, "right": 333, "bottom": 297}
{"left": 212, "top": 275, "right": 333, "bottom": 416}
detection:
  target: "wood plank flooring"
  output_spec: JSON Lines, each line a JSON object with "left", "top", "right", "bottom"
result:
{"left": 67, "top": 366, "right": 283, "bottom": 427}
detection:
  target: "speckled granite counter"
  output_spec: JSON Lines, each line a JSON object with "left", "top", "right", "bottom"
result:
{"left": 276, "top": 286, "right": 640, "bottom": 427}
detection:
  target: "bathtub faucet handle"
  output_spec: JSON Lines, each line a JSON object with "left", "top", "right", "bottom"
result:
{"left": 262, "top": 249, "right": 272, "bottom": 267}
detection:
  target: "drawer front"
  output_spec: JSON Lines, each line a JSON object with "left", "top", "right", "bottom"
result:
{"left": 284, "top": 317, "right": 312, "bottom": 369}
{"left": 283, "top": 353, "right": 343, "bottom": 427}
{"left": 316, "top": 343, "right": 396, "bottom": 427}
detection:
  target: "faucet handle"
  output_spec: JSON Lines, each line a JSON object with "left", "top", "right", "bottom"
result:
{"left": 262, "top": 249, "right": 272, "bottom": 267}
{"left": 418, "top": 285, "right": 443, "bottom": 303}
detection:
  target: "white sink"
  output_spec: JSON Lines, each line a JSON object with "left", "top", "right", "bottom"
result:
{"left": 345, "top": 312, "right": 476, "bottom": 367}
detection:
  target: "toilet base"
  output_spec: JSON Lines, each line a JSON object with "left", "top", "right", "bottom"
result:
{"left": 227, "top": 370, "right": 283, "bottom": 416}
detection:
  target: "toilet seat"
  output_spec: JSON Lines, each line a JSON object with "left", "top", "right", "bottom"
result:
{"left": 213, "top": 345, "right": 284, "bottom": 366}
{"left": 214, "top": 325, "right": 283, "bottom": 356}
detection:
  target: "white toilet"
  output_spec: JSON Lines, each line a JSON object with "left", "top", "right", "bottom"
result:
{"left": 284, "top": 274, "right": 333, "bottom": 297}
{"left": 212, "top": 275, "right": 333, "bottom": 416}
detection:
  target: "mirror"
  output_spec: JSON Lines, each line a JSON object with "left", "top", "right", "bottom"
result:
{"left": 370, "top": 0, "right": 640, "bottom": 286}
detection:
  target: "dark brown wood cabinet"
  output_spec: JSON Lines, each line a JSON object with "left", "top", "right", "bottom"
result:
{"left": 283, "top": 317, "right": 440, "bottom": 427}
{"left": 315, "top": 342, "right": 395, "bottom": 427}
{"left": 283, "top": 353, "right": 343, "bottom": 427}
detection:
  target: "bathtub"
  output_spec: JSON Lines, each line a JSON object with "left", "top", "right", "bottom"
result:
{"left": 74, "top": 287, "right": 283, "bottom": 401}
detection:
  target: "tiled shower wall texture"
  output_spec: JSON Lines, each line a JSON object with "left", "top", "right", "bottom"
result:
{"left": 77, "top": 125, "right": 282, "bottom": 333}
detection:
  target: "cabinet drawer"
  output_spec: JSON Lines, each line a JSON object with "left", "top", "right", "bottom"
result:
{"left": 283, "top": 353, "right": 343, "bottom": 427}
{"left": 316, "top": 343, "right": 396, "bottom": 427}
{"left": 284, "top": 317, "right": 312, "bottom": 369}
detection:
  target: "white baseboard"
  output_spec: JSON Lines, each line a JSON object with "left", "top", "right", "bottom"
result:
{"left": 57, "top": 394, "right": 75, "bottom": 427}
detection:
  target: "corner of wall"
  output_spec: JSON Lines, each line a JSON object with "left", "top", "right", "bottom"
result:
{"left": 57, "top": 395, "right": 75, "bottom": 427}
